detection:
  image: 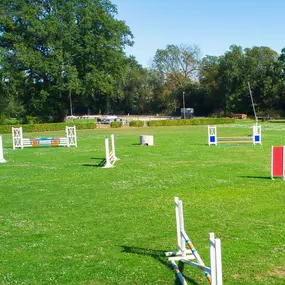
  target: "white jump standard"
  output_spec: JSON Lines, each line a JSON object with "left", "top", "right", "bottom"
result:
{"left": 165, "top": 197, "right": 223, "bottom": 285}
{"left": 0, "top": 135, "right": 6, "bottom": 163}
{"left": 208, "top": 125, "right": 261, "bottom": 146}
{"left": 103, "top": 134, "right": 119, "bottom": 168}
{"left": 12, "top": 126, "right": 77, "bottom": 149}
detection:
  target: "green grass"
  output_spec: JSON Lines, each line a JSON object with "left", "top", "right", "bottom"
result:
{"left": 1, "top": 122, "right": 285, "bottom": 284}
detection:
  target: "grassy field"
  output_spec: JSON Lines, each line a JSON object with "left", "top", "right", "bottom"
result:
{"left": 1, "top": 121, "right": 285, "bottom": 284}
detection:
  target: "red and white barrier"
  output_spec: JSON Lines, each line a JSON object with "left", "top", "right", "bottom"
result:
{"left": 0, "top": 135, "right": 6, "bottom": 163}
{"left": 271, "top": 146, "right": 285, "bottom": 180}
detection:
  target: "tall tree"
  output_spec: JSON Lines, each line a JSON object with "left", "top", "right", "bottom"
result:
{"left": 152, "top": 44, "right": 201, "bottom": 88}
{"left": 151, "top": 44, "right": 201, "bottom": 114}
{"left": 0, "top": 0, "right": 133, "bottom": 121}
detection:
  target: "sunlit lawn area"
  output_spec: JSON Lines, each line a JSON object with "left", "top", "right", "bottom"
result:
{"left": 1, "top": 121, "right": 285, "bottom": 284}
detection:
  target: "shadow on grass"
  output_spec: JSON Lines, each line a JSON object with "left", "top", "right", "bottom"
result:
{"left": 82, "top": 158, "right": 106, "bottom": 167}
{"left": 91, "top": 157, "right": 105, "bottom": 160}
{"left": 238, "top": 175, "right": 271, "bottom": 180}
{"left": 120, "top": 245, "right": 199, "bottom": 285}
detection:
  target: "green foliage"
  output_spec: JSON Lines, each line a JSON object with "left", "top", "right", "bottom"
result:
{"left": 0, "top": 0, "right": 133, "bottom": 121}
{"left": 0, "top": 114, "right": 6, "bottom": 125}
{"left": 200, "top": 45, "right": 283, "bottom": 116}
{"left": 147, "top": 117, "right": 235, "bottom": 126}
{"left": 2, "top": 118, "right": 21, "bottom": 125}
{"left": 152, "top": 44, "right": 201, "bottom": 87}
{"left": 22, "top": 116, "right": 41, "bottom": 125}
{"left": 129, "top": 120, "right": 144, "bottom": 127}
{"left": 110, "top": 121, "right": 122, "bottom": 128}
{"left": 0, "top": 122, "right": 95, "bottom": 134}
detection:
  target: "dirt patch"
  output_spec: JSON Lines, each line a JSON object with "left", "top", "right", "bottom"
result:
{"left": 268, "top": 266, "right": 285, "bottom": 277}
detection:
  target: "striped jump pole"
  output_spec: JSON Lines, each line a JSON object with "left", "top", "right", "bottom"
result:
{"left": 170, "top": 260, "right": 188, "bottom": 285}
{"left": 166, "top": 197, "right": 223, "bottom": 285}
{"left": 271, "top": 146, "right": 285, "bottom": 180}
{"left": 0, "top": 135, "right": 6, "bottom": 163}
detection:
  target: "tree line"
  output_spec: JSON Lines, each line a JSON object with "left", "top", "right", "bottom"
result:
{"left": 1, "top": 0, "right": 285, "bottom": 122}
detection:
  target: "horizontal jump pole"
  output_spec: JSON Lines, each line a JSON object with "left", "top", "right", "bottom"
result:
{"left": 165, "top": 249, "right": 193, "bottom": 257}
{"left": 218, "top": 136, "right": 251, "bottom": 139}
{"left": 181, "top": 259, "right": 211, "bottom": 274}
{"left": 218, "top": 140, "right": 252, "bottom": 144}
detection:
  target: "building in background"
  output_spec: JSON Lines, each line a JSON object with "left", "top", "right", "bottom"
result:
{"left": 181, "top": 108, "right": 194, "bottom": 119}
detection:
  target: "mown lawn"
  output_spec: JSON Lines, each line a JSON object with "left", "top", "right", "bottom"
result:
{"left": 1, "top": 122, "right": 285, "bottom": 284}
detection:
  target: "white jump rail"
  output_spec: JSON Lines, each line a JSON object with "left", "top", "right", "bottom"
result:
{"left": 103, "top": 134, "right": 119, "bottom": 168}
{"left": 165, "top": 197, "right": 223, "bottom": 285}
{"left": 12, "top": 126, "right": 77, "bottom": 149}
{"left": 0, "top": 135, "right": 6, "bottom": 163}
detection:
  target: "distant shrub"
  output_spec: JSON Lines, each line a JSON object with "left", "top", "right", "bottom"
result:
{"left": 147, "top": 118, "right": 235, "bottom": 127}
{"left": 0, "top": 122, "right": 96, "bottom": 134}
{"left": 190, "top": 118, "right": 235, "bottom": 125}
{"left": 110, "top": 122, "right": 122, "bottom": 128}
{"left": 129, "top": 120, "right": 144, "bottom": 127}
{"left": 22, "top": 116, "right": 41, "bottom": 124}
{"left": 0, "top": 114, "right": 6, "bottom": 125}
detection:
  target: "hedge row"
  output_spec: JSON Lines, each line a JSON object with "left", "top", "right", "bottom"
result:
{"left": 0, "top": 122, "right": 96, "bottom": 134}
{"left": 129, "top": 120, "right": 144, "bottom": 127}
{"left": 110, "top": 122, "right": 122, "bottom": 128}
{"left": 147, "top": 117, "right": 235, "bottom": 127}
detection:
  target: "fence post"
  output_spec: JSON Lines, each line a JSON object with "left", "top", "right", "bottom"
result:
{"left": 0, "top": 136, "right": 6, "bottom": 163}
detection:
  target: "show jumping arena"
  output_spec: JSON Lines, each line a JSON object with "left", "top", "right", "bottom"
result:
{"left": 2, "top": 122, "right": 285, "bottom": 285}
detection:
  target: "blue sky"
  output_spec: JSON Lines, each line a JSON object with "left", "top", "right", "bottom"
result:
{"left": 112, "top": 0, "right": 285, "bottom": 67}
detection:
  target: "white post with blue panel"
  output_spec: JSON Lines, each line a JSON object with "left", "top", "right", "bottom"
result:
{"left": 252, "top": 125, "right": 261, "bottom": 145}
{"left": 208, "top": 125, "right": 217, "bottom": 146}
